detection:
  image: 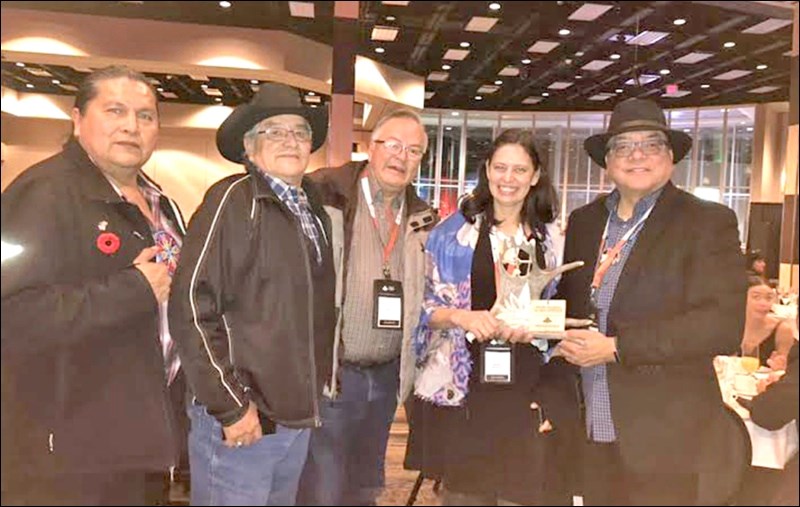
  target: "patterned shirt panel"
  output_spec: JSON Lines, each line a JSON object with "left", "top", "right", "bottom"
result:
{"left": 580, "top": 187, "right": 663, "bottom": 442}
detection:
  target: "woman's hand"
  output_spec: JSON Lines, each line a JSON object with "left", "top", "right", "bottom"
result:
{"left": 452, "top": 310, "right": 500, "bottom": 342}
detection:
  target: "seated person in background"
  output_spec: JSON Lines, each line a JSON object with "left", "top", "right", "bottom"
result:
{"left": 741, "top": 275, "right": 796, "bottom": 371}
{"left": 739, "top": 343, "right": 798, "bottom": 506}
{"left": 746, "top": 249, "right": 767, "bottom": 278}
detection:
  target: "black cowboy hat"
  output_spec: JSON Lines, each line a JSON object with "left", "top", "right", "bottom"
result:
{"left": 216, "top": 82, "right": 328, "bottom": 163}
{"left": 584, "top": 98, "right": 693, "bottom": 168}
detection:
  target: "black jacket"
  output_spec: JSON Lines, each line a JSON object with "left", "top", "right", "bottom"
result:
{"left": 168, "top": 170, "right": 336, "bottom": 428}
{"left": 556, "top": 181, "right": 747, "bottom": 472}
{"left": 1, "top": 141, "right": 184, "bottom": 483}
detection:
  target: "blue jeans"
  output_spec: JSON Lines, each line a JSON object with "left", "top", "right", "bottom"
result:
{"left": 297, "top": 359, "right": 400, "bottom": 506}
{"left": 187, "top": 402, "right": 310, "bottom": 506}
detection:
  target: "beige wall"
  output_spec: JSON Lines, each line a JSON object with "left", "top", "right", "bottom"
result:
{"left": 751, "top": 103, "right": 790, "bottom": 203}
{"left": 1, "top": 114, "right": 336, "bottom": 220}
{"left": 1, "top": 7, "right": 424, "bottom": 110}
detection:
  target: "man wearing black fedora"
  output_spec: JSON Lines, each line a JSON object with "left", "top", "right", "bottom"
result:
{"left": 168, "top": 83, "right": 337, "bottom": 505}
{"left": 555, "top": 98, "right": 746, "bottom": 504}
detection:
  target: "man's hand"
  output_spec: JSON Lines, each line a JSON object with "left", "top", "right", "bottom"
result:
{"left": 556, "top": 328, "right": 617, "bottom": 367}
{"left": 222, "top": 401, "right": 263, "bottom": 448}
{"left": 133, "top": 246, "right": 171, "bottom": 303}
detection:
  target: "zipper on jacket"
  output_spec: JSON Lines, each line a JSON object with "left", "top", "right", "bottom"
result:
{"left": 296, "top": 221, "right": 321, "bottom": 427}
{"left": 222, "top": 314, "right": 235, "bottom": 365}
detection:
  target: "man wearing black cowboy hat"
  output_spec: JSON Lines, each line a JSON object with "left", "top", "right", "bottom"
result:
{"left": 555, "top": 98, "right": 746, "bottom": 504}
{"left": 168, "top": 83, "right": 337, "bottom": 505}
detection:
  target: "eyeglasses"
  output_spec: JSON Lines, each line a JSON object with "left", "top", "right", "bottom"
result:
{"left": 257, "top": 125, "right": 313, "bottom": 143}
{"left": 607, "top": 139, "right": 669, "bottom": 159}
{"left": 374, "top": 139, "right": 425, "bottom": 160}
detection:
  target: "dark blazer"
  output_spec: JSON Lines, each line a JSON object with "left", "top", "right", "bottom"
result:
{"left": 556, "top": 181, "right": 747, "bottom": 472}
{"left": 1, "top": 141, "right": 185, "bottom": 486}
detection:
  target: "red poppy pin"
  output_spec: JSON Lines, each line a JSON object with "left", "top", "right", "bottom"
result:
{"left": 96, "top": 232, "right": 121, "bottom": 255}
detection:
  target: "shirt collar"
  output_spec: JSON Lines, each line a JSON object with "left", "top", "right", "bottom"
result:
{"left": 605, "top": 186, "right": 664, "bottom": 222}
{"left": 365, "top": 165, "right": 404, "bottom": 210}
{"left": 261, "top": 171, "right": 302, "bottom": 205}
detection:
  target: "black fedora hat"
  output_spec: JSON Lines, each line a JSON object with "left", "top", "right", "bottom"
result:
{"left": 584, "top": 98, "right": 692, "bottom": 168}
{"left": 216, "top": 82, "right": 328, "bottom": 163}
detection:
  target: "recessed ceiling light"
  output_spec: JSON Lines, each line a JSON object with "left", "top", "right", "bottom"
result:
{"left": 756, "top": 64, "right": 768, "bottom": 70}
{"left": 610, "top": 53, "right": 621, "bottom": 60}
{"left": 375, "top": 47, "right": 385, "bottom": 54}
{"left": 723, "top": 41, "right": 736, "bottom": 48}
{"left": 558, "top": 28, "right": 571, "bottom": 36}
{"left": 475, "top": 95, "right": 483, "bottom": 100}
{"left": 700, "top": 84, "right": 710, "bottom": 89}
{"left": 219, "top": 1, "right": 231, "bottom": 8}
{"left": 16, "top": 62, "right": 25, "bottom": 67}
{"left": 542, "top": 92, "right": 550, "bottom": 97}
{"left": 442, "top": 64, "right": 452, "bottom": 70}
{"left": 673, "top": 18, "right": 686, "bottom": 26}
{"left": 25, "top": 83, "right": 34, "bottom": 89}
{"left": 52, "top": 79, "right": 61, "bottom": 85}
{"left": 494, "top": 80, "right": 503, "bottom": 85}
{"left": 386, "top": 15, "right": 396, "bottom": 21}
{"left": 250, "top": 79, "right": 258, "bottom": 84}
{"left": 659, "top": 69, "right": 671, "bottom": 75}
{"left": 521, "top": 58, "right": 532, "bottom": 64}
{"left": 460, "top": 41, "right": 470, "bottom": 48}
{"left": 575, "top": 51, "right": 585, "bottom": 57}
{"left": 489, "top": 2, "right": 501, "bottom": 11}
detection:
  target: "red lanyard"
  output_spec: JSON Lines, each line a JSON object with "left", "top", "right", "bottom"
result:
{"left": 590, "top": 203, "right": 655, "bottom": 291}
{"left": 361, "top": 175, "right": 404, "bottom": 279}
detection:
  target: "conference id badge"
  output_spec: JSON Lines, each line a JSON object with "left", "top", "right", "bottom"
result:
{"left": 480, "top": 342, "right": 514, "bottom": 384}
{"left": 373, "top": 279, "right": 403, "bottom": 329}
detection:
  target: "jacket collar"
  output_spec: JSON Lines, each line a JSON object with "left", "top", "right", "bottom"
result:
{"left": 341, "top": 161, "right": 433, "bottom": 219}
{"left": 65, "top": 140, "right": 165, "bottom": 203}
{"left": 609, "top": 181, "right": 680, "bottom": 317}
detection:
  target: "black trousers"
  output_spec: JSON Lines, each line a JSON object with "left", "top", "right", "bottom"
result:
{"left": 582, "top": 441, "right": 698, "bottom": 506}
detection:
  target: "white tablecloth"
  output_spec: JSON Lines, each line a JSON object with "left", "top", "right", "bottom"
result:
{"left": 714, "top": 355, "right": 799, "bottom": 470}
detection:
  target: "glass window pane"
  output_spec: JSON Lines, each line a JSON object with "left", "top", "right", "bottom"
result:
{"left": 668, "top": 109, "right": 695, "bottom": 189}
{"left": 440, "top": 113, "right": 463, "bottom": 218}
{"left": 567, "top": 113, "right": 606, "bottom": 186}
{"left": 499, "top": 113, "right": 533, "bottom": 131}
{"left": 418, "top": 112, "right": 439, "bottom": 186}
{"left": 724, "top": 106, "right": 755, "bottom": 244}
{"left": 465, "top": 112, "right": 495, "bottom": 196}
{"left": 697, "top": 108, "right": 726, "bottom": 188}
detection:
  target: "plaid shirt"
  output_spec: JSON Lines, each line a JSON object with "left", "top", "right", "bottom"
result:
{"left": 260, "top": 171, "right": 325, "bottom": 265}
{"left": 580, "top": 187, "right": 662, "bottom": 442}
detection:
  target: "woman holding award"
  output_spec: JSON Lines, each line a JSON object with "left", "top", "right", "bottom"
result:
{"left": 408, "top": 129, "right": 580, "bottom": 505}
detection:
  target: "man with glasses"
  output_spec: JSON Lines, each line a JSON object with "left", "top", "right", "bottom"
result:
{"left": 555, "top": 98, "right": 746, "bottom": 505}
{"left": 168, "top": 83, "right": 336, "bottom": 505}
{"left": 298, "top": 110, "right": 438, "bottom": 505}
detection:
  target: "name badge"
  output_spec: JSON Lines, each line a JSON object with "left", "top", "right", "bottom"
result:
{"left": 373, "top": 279, "right": 403, "bottom": 329}
{"left": 480, "top": 342, "right": 513, "bottom": 384}
{"left": 529, "top": 299, "right": 567, "bottom": 335}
